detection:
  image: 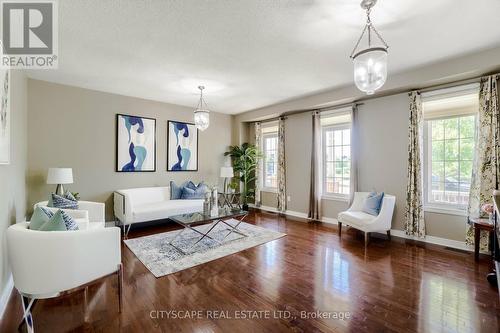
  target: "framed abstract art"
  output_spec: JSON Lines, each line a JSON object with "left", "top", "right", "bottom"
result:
{"left": 0, "top": 69, "right": 10, "bottom": 165}
{"left": 167, "top": 120, "right": 198, "bottom": 171}
{"left": 116, "top": 114, "right": 156, "bottom": 172}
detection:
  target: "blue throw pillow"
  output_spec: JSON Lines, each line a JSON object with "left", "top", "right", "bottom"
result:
{"left": 60, "top": 210, "right": 79, "bottom": 231}
{"left": 49, "top": 192, "right": 78, "bottom": 209}
{"left": 181, "top": 182, "right": 208, "bottom": 199}
{"left": 362, "top": 192, "right": 385, "bottom": 216}
{"left": 170, "top": 181, "right": 188, "bottom": 199}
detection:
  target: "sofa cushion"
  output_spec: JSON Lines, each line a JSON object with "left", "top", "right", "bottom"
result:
{"left": 132, "top": 200, "right": 203, "bottom": 223}
{"left": 338, "top": 211, "right": 376, "bottom": 227}
{"left": 362, "top": 191, "right": 384, "bottom": 216}
{"left": 29, "top": 206, "right": 55, "bottom": 230}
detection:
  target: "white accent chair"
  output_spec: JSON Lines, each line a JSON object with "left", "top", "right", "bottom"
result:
{"left": 114, "top": 186, "right": 204, "bottom": 236}
{"left": 337, "top": 192, "right": 396, "bottom": 248}
{"left": 6, "top": 222, "right": 122, "bottom": 332}
{"left": 35, "top": 200, "right": 106, "bottom": 229}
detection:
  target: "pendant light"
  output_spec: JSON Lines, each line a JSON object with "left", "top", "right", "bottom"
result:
{"left": 350, "top": 0, "right": 389, "bottom": 95}
{"left": 193, "top": 85, "right": 210, "bottom": 131}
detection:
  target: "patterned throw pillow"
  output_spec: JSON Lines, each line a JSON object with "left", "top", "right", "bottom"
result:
{"left": 60, "top": 210, "right": 79, "bottom": 231}
{"left": 29, "top": 206, "right": 55, "bottom": 230}
{"left": 49, "top": 192, "right": 79, "bottom": 209}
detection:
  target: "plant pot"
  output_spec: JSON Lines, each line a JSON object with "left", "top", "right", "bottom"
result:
{"left": 242, "top": 204, "right": 249, "bottom": 211}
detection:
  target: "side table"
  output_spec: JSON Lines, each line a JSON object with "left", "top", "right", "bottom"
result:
{"left": 468, "top": 216, "right": 494, "bottom": 261}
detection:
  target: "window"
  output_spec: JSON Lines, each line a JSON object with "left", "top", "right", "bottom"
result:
{"left": 321, "top": 112, "right": 352, "bottom": 199}
{"left": 261, "top": 123, "right": 278, "bottom": 190}
{"left": 422, "top": 85, "right": 479, "bottom": 213}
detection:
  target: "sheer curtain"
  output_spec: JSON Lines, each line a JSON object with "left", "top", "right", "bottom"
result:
{"left": 466, "top": 74, "right": 500, "bottom": 251}
{"left": 308, "top": 111, "right": 321, "bottom": 221}
{"left": 277, "top": 117, "right": 287, "bottom": 212}
{"left": 254, "top": 122, "right": 262, "bottom": 207}
{"left": 405, "top": 91, "right": 426, "bottom": 237}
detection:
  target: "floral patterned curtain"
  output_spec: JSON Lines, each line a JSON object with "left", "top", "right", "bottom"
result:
{"left": 277, "top": 117, "right": 286, "bottom": 212}
{"left": 466, "top": 75, "right": 500, "bottom": 251}
{"left": 254, "top": 122, "right": 262, "bottom": 207}
{"left": 308, "top": 111, "right": 321, "bottom": 221}
{"left": 405, "top": 91, "right": 426, "bottom": 237}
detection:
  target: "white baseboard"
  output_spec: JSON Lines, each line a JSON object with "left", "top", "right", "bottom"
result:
{"left": 389, "top": 229, "right": 472, "bottom": 252}
{"left": 0, "top": 274, "right": 14, "bottom": 321}
{"left": 251, "top": 204, "right": 471, "bottom": 252}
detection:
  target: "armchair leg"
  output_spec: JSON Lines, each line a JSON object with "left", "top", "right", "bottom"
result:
{"left": 338, "top": 222, "right": 342, "bottom": 237}
{"left": 386, "top": 230, "right": 391, "bottom": 241}
{"left": 117, "top": 263, "right": 123, "bottom": 313}
{"left": 364, "top": 232, "right": 369, "bottom": 249}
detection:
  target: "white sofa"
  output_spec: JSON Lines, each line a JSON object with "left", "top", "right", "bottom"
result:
{"left": 337, "top": 192, "right": 396, "bottom": 248}
{"left": 114, "top": 186, "right": 204, "bottom": 235}
{"left": 34, "top": 200, "right": 106, "bottom": 230}
{"left": 7, "top": 222, "right": 122, "bottom": 332}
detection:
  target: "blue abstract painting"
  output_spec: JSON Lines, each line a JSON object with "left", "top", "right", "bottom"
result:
{"left": 167, "top": 121, "right": 198, "bottom": 171}
{"left": 117, "top": 114, "right": 156, "bottom": 172}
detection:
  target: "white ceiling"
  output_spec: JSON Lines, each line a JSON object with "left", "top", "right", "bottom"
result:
{"left": 27, "top": 0, "right": 500, "bottom": 114}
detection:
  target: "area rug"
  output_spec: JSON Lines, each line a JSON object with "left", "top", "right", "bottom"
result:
{"left": 123, "top": 220, "right": 286, "bottom": 277}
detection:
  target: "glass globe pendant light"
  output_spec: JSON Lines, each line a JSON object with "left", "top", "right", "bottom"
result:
{"left": 350, "top": 0, "right": 389, "bottom": 95}
{"left": 193, "top": 85, "right": 210, "bottom": 131}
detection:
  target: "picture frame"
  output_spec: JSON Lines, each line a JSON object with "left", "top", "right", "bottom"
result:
{"left": 116, "top": 114, "right": 156, "bottom": 172}
{"left": 167, "top": 120, "right": 199, "bottom": 171}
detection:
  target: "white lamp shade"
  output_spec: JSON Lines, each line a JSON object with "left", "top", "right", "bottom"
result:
{"left": 220, "top": 166, "right": 234, "bottom": 178}
{"left": 47, "top": 168, "right": 73, "bottom": 184}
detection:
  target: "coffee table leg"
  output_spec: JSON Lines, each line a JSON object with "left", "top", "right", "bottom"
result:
{"left": 189, "top": 220, "right": 222, "bottom": 248}
{"left": 221, "top": 215, "right": 248, "bottom": 240}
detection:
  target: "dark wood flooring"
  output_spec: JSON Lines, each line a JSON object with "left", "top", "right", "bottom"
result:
{"left": 1, "top": 209, "right": 499, "bottom": 332}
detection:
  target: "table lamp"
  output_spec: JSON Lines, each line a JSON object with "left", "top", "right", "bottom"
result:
{"left": 220, "top": 166, "right": 234, "bottom": 193}
{"left": 47, "top": 168, "right": 73, "bottom": 195}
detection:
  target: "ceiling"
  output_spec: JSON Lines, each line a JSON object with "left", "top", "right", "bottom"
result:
{"left": 27, "top": 0, "right": 500, "bottom": 114}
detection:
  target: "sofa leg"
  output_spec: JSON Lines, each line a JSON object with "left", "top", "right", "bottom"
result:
{"left": 364, "top": 232, "right": 369, "bottom": 249}
{"left": 117, "top": 263, "right": 123, "bottom": 313}
{"left": 338, "top": 222, "right": 342, "bottom": 237}
{"left": 386, "top": 230, "right": 391, "bottom": 241}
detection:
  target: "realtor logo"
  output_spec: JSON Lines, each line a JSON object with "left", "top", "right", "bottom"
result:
{"left": 0, "top": 0, "right": 58, "bottom": 68}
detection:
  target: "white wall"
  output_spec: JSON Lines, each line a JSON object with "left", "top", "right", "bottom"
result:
{"left": 0, "top": 70, "right": 28, "bottom": 316}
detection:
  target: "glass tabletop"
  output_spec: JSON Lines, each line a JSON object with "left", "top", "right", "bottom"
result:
{"left": 169, "top": 208, "right": 248, "bottom": 226}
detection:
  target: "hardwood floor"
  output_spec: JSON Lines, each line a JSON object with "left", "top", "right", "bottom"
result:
{"left": 1, "top": 209, "right": 499, "bottom": 332}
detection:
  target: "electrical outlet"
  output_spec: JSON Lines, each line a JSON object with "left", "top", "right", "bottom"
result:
{"left": 287, "top": 195, "right": 291, "bottom": 202}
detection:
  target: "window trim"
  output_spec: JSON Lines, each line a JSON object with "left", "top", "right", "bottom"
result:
{"left": 422, "top": 113, "right": 476, "bottom": 215}
{"left": 261, "top": 131, "right": 278, "bottom": 191}
{"left": 321, "top": 123, "right": 351, "bottom": 201}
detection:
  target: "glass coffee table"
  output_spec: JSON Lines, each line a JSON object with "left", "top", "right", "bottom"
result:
{"left": 168, "top": 208, "right": 248, "bottom": 254}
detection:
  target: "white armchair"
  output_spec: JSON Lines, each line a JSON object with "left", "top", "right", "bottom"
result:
{"left": 337, "top": 192, "right": 396, "bottom": 248}
{"left": 6, "top": 223, "right": 122, "bottom": 332}
{"left": 35, "top": 200, "right": 105, "bottom": 228}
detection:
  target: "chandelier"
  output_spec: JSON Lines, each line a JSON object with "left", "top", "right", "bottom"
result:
{"left": 350, "top": 0, "right": 389, "bottom": 95}
{"left": 193, "top": 86, "right": 210, "bottom": 131}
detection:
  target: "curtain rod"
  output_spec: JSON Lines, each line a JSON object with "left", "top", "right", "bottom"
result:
{"left": 252, "top": 71, "right": 499, "bottom": 124}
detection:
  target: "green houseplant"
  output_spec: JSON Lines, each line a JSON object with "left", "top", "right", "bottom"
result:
{"left": 224, "top": 143, "right": 261, "bottom": 210}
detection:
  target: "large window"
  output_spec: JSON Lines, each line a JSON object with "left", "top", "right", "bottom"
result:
{"left": 321, "top": 112, "right": 352, "bottom": 198}
{"left": 423, "top": 85, "right": 478, "bottom": 212}
{"left": 261, "top": 123, "right": 278, "bottom": 190}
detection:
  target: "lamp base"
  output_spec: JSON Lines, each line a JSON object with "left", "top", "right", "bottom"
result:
{"left": 55, "top": 184, "right": 65, "bottom": 196}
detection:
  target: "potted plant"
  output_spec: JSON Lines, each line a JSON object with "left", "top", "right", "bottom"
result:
{"left": 224, "top": 143, "right": 261, "bottom": 210}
